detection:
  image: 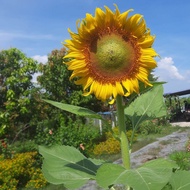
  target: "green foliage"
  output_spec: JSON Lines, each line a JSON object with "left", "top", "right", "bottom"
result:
{"left": 43, "top": 99, "right": 102, "bottom": 119}
{"left": 162, "top": 170, "right": 190, "bottom": 190}
{"left": 0, "top": 47, "right": 105, "bottom": 144}
{"left": 164, "top": 96, "right": 182, "bottom": 122}
{"left": 35, "top": 118, "right": 102, "bottom": 156}
{"left": 169, "top": 151, "right": 190, "bottom": 171}
{"left": 41, "top": 84, "right": 190, "bottom": 190}
{"left": 138, "top": 120, "right": 162, "bottom": 135}
{"left": 0, "top": 139, "right": 12, "bottom": 159}
{"left": 168, "top": 170, "right": 190, "bottom": 190}
{"left": 92, "top": 128, "right": 137, "bottom": 155}
{"left": 0, "top": 48, "right": 39, "bottom": 139}
{"left": 96, "top": 158, "right": 177, "bottom": 190}
{"left": 0, "top": 152, "right": 47, "bottom": 189}
{"left": 39, "top": 145, "right": 105, "bottom": 190}
{"left": 125, "top": 85, "right": 167, "bottom": 130}
{"left": 125, "top": 85, "right": 167, "bottom": 148}
{"left": 11, "top": 140, "right": 38, "bottom": 154}
{"left": 0, "top": 139, "right": 38, "bottom": 159}
{"left": 92, "top": 137, "right": 121, "bottom": 155}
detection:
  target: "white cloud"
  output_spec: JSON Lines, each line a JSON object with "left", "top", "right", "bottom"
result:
{"left": 32, "top": 55, "right": 48, "bottom": 64}
{"left": 31, "top": 55, "right": 48, "bottom": 83}
{"left": 154, "top": 57, "right": 184, "bottom": 81}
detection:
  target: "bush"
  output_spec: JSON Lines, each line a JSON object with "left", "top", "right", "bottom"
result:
{"left": 92, "top": 127, "right": 137, "bottom": 155}
{"left": 0, "top": 152, "right": 47, "bottom": 189}
{"left": 0, "top": 139, "right": 12, "bottom": 159}
{"left": 11, "top": 140, "right": 38, "bottom": 154}
{"left": 169, "top": 151, "right": 190, "bottom": 171}
{"left": 138, "top": 120, "right": 162, "bottom": 135}
{"left": 93, "top": 137, "right": 121, "bottom": 155}
{"left": 35, "top": 118, "right": 104, "bottom": 156}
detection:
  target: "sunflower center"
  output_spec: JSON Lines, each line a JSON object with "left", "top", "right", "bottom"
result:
{"left": 89, "top": 34, "right": 136, "bottom": 79}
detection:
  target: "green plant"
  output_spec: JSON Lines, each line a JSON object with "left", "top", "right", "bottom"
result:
{"left": 93, "top": 137, "right": 121, "bottom": 155}
{"left": 35, "top": 116, "right": 104, "bottom": 156}
{"left": 0, "top": 138, "right": 12, "bottom": 159}
{"left": 169, "top": 151, "right": 190, "bottom": 170}
{"left": 0, "top": 152, "right": 47, "bottom": 189}
{"left": 10, "top": 140, "right": 38, "bottom": 154}
{"left": 40, "top": 84, "right": 183, "bottom": 190}
{"left": 138, "top": 120, "right": 162, "bottom": 135}
{"left": 0, "top": 48, "right": 39, "bottom": 139}
{"left": 92, "top": 128, "right": 137, "bottom": 155}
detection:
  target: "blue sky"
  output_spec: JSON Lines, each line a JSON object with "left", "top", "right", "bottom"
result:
{"left": 1, "top": 0, "right": 190, "bottom": 94}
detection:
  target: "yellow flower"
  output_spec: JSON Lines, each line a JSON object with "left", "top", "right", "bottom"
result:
{"left": 64, "top": 5, "right": 157, "bottom": 103}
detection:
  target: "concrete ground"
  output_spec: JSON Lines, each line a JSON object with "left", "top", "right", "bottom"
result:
{"left": 170, "top": 121, "right": 190, "bottom": 127}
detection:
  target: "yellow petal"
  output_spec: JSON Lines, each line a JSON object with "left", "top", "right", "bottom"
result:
{"left": 83, "top": 77, "right": 94, "bottom": 90}
{"left": 122, "top": 80, "right": 131, "bottom": 95}
{"left": 115, "top": 82, "right": 124, "bottom": 96}
{"left": 95, "top": 8, "right": 106, "bottom": 28}
{"left": 125, "top": 14, "right": 143, "bottom": 32}
{"left": 141, "top": 48, "right": 158, "bottom": 57}
{"left": 64, "top": 51, "right": 85, "bottom": 59}
{"left": 118, "top": 9, "right": 133, "bottom": 26}
{"left": 130, "top": 78, "right": 139, "bottom": 94}
{"left": 68, "top": 61, "right": 86, "bottom": 70}
{"left": 133, "top": 18, "right": 146, "bottom": 37}
{"left": 138, "top": 35, "right": 155, "bottom": 48}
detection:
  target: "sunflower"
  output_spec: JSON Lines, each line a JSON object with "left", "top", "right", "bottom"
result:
{"left": 64, "top": 5, "right": 157, "bottom": 103}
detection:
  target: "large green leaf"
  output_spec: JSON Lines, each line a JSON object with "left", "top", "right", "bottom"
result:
{"left": 43, "top": 99, "right": 102, "bottom": 119}
{"left": 125, "top": 85, "right": 167, "bottom": 129}
{"left": 39, "top": 145, "right": 104, "bottom": 189}
{"left": 170, "top": 170, "right": 190, "bottom": 190}
{"left": 96, "top": 158, "right": 177, "bottom": 190}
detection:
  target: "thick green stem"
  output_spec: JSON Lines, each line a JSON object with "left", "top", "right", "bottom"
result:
{"left": 116, "top": 95, "right": 130, "bottom": 169}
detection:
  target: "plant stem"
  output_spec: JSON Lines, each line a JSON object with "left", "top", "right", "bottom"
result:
{"left": 116, "top": 95, "right": 130, "bottom": 169}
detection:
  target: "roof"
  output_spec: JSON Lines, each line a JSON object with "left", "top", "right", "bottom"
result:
{"left": 164, "top": 89, "right": 190, "bottom": 97}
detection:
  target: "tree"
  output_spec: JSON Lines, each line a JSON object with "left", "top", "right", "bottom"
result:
{"left": 0, "top": 48, "right": 39, "bottom": 139}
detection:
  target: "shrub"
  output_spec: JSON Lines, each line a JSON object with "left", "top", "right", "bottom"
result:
{"left": 0, "top": 152, "right": 47, "bottom": 189}
{"left": 0, "top": 138, "right": 12, "bottom": 159}
{"left": 138, "top": 120, "right": 162, "bottom": 135}
{"left": 11, "top": 140, "right": 38, "bottom": 153}
{"left": 35, "top": 118, "right": 104, "bottom": 156}
{"left": 169, "top": 151, "right": 190, "bottom": 171}
{"left": 92, "top": 127, "right": 137, "bottom": 155}
{"left": 106, "top": 127, "right": 137, "bottom": 142}
{"left": 93, "top": 137, "right": 121, "bottom": 155}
